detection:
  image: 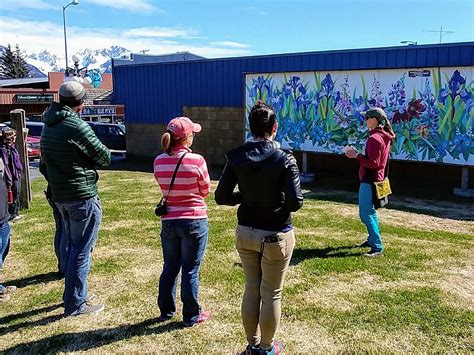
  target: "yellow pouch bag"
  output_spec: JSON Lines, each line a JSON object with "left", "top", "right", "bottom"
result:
{"left": 373, "top": 178, "right": 392, "bottom": 199}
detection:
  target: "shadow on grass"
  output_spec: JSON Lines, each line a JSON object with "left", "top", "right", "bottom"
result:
{"left": 0, "top": 313, "right": 64, "bottom": 337}
{"left": 302, "top": 190, "right": 474, "bottom": 222}
{"left": 290, "top": 246, "right": 363, "bottom": 265}
{"left": 4, "top": 271, "right": 62, "bottom": 289}
{"left": 0, "top": 303, "right": 62, "bottom": 325}
{"left": 3, "top": 318, "right": 183, "bottom": 353}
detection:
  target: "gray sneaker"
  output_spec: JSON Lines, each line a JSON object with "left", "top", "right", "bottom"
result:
{"left": 68, "top": 303, "right": 105, "bottom": 317}
{"left": 364, "top": 250, "right": 383, "bottom": 257}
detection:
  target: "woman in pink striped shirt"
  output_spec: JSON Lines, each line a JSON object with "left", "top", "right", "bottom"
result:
{"left": 153, "top": 116, "right": 211, "bottom": 327}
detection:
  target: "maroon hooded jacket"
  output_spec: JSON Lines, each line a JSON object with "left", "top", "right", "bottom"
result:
{"left": 357, "top": 127, "right": 395, "bottom": 183}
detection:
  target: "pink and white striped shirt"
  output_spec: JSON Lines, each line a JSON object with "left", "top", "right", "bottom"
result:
{"left": 153, "top": 145, "right": 211, "bottom": 220}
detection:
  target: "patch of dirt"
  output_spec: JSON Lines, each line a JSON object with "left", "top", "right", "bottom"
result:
{"left": 315, "top": 199, "right": 474, "bottom": 236}
{"left": 280, "top": 321, "right": 343, "bottom": 352}
{"left": 300, "top": 272, "right": 429, "bottom": 312}
{"left": 304, "top": 188, "right": 474, "bottom": 221}
{"left": 437, "top": 265, "right": 474, "bottom": 311}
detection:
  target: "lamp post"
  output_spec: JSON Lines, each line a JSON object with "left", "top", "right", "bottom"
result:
{"left": 63, "top": 0, "right": 79, "bottom": 75}
{"left": 400, "top": 40, "right": 418, "bottom": 46}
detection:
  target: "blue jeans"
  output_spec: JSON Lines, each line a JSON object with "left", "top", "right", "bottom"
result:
{"left": 47, "top": 197, "right": 68, "bottom": 276}
{"left": 158, "top": 218, "right": 208, "bottom": 324}
{"left": 359, "top": 183, "right": 383, "bottom": 252}
{"left": 55, "top": 196, "right": 102, "bottom": 315}
{"left": 0, "top": 222, "right": 11, "bottom": 293}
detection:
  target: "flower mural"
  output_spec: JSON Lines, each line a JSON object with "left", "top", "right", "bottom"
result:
{"left": 245, "top": 67, "right": 474, "bottom": 165}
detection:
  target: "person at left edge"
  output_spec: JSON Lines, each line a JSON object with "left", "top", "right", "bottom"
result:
{"left": 0, "top": 155, "right": 16, "bottom": 302}
{"left": 41, "top": 81, "right": 111, "bottom": 316}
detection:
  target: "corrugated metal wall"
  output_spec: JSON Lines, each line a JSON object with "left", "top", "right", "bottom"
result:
{"left": 113, "top": 42, "right": 474, "bottom": 124}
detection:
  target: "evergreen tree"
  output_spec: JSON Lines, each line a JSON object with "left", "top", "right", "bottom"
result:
{"left": 0, "top": 44, "right": 31, "bottom": 79}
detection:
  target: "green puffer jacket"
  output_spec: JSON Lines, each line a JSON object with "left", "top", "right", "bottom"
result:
{"left": 41, "top": 102, "right": 111, "bottom": 203}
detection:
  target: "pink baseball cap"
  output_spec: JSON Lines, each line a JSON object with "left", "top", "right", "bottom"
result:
{"left": 167, "top": 116, "right": 202, "bottom": 139}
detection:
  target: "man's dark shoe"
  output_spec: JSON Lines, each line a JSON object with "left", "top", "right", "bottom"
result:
{"left": 183, "top": 310, "right": 211, "bottom": 327}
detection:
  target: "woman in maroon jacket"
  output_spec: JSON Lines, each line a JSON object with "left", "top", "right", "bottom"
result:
{"left": 345, "top": 108, "right": 395, "bottom": 257}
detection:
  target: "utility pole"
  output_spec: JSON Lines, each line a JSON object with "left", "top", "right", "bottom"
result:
{"left": 140, "top": 49, "right": 150, "bottom": 54}
{"left": 423, "top": 26, "right": 455, "bottom": 43}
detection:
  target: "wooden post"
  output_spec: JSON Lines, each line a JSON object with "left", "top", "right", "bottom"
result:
{"left": 299, "top": 151, "right": 315, "bottom": 183}
{"left": 453, "top": 166, "right": 474, "bottom": 198}
{"left": 10, "top": 109, "right": 31, "bottom": 209}
{"left": 302, "top": 152, "right": 308, "bottom": 174}
{"left": 461, "top": 167, "right": 469, "bottom": 190}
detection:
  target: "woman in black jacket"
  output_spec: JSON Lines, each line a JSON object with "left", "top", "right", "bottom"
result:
{"left": 215, "top": 100, "right": 303, "bottom": 355}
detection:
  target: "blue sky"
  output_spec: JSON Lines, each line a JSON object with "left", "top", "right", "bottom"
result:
{"left": 0, "top": 0, "right": 472, "bottom": 62}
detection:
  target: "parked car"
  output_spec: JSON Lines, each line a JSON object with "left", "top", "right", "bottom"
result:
{"left": 86, "top": 122, "right": 126, "bottom": 151}
{"left": 27, "top": 136, "right": 41, "bottom": 160}
{"left": 25, "top": 121, "right": 44, "bottom": 139}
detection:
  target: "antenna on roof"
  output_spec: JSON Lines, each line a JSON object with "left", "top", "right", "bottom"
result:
{"left": 422, "top": 26, "right": 455, "bottom": 44}
{"left": 139, "top": 49, "right": 150, "bottom": 54}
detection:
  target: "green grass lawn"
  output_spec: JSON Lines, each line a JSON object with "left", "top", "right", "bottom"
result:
{"left": 0, "top": 170, "right": 473, "bottom": 353}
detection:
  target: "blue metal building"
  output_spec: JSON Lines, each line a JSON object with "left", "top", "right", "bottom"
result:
{"left": 112, "top": 42, "right": 474, "bottom": 124}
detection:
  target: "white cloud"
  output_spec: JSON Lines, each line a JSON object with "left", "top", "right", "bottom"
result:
{"left": 209, "top": 41, "right": 250, "bottom": 48}
{"left": 86, "top": 0, "right": 159, "bottom": 13}
{"left": 124, "top": 27, "right": 195, "bottom": 38}
{"left": 0, "top": 17, "right": 252, "bottom": 63}
{"left": 0, "top": 0, "right": 56, "bottom": 10}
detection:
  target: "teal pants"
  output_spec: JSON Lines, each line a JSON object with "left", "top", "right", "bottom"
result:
{"left": 358, "top": 183, "right": 383, "bottom": 252}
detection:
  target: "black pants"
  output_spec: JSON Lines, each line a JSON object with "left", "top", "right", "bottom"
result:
{"left": 8, "top": 179, "right": 20, "bottom": 218}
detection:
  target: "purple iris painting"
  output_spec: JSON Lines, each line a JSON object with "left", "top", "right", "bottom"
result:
{"left": 245, "top": 67, "right": 474, "bottom": 165}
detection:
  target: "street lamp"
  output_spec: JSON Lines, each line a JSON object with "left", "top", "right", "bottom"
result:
{"left": 63, "top": 0, "right": 79, "bottom": 76}
{"left": 400, "top": 40, "right": 418, "bottom": 46}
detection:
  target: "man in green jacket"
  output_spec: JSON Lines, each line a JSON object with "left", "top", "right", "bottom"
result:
{"left": 41, "top": 81, "right": 111, "bottom": 316}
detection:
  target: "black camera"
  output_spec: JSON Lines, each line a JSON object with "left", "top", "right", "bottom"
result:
{"left": 154, "top": 198, "right": 168, "bottom": 216}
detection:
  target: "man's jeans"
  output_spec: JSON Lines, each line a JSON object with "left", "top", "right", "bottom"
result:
{"left": 0, "top": 222, "right": 11, "bottom": 293}
{"left": 47, "top": 197, "right": 68, "bottom": 276}
{"left": 158, "top": 218, "right": 208, "bottom": 325}
{"left": 55, "top": 196, "right": 102, "bottom": 315}
{"left": 359, "top": 183, "right": 383, "bottom": 252}
{"left": 235, "top": 225, "right": 295, "bottom": 350}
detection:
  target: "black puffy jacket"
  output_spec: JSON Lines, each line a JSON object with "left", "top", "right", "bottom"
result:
{"left": 215, "top": 141, "right": 303, "bottom": 231}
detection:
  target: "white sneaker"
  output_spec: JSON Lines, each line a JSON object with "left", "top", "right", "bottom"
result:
{"left": 11, "top": 215, "right": 23, "bottom": 222}
{"left": 364, "top": 250, "right": 383, "bottom": 257}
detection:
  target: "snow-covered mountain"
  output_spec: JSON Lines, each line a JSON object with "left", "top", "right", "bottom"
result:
{"left": 1, "top": 44, "right": 131, "bottom": 77}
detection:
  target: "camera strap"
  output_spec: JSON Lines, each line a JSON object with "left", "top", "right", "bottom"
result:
{"left": 163, "top": 152, "right": 187, "bottom": 203}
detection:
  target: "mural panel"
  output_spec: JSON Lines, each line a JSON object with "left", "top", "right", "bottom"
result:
{"left": 245, "top": 67, "right": 474, "bottom": 165}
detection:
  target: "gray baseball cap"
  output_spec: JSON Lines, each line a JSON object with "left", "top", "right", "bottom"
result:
{"left": 59, "top": 81, "right": 86, "bottom": 107}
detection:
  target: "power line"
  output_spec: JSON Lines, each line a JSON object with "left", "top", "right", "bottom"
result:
{"left": 423, "top": 26, "right": 455, "bottom": 44}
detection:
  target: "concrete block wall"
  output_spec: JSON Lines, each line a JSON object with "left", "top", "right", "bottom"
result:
{"left": 126, "top": 106, "right": 245, "bottom": 165}
{"left": 183, "top": 106, "right": 245, "bottom": 166}
{"left": 125, "top": 122, "right": 167, "bottom": 159}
